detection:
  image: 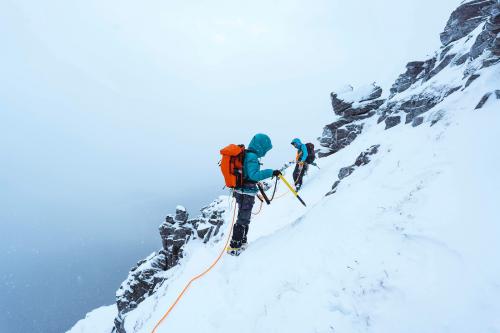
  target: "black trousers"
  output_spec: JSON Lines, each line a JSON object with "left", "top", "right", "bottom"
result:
{"left": 293, "top": 163, "right": 308, "bottom": 189}
{"left": 230, "top": 192, "right": 255, "bottom": 248}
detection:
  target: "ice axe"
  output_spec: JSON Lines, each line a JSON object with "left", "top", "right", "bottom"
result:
{"left": 278, "top": 174, "right": 307, "bottom": 207}
{"left": 257, "top": 183, "right": 271, "bottom": 205}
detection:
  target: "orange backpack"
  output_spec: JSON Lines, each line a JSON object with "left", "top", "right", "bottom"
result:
{"left": 219, "top": 144, "right": 245, "bottom": 188}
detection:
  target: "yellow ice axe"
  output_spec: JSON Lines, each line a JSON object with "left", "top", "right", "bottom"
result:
{"left": 278, "top": 174, "right": 307, "bottom": 207}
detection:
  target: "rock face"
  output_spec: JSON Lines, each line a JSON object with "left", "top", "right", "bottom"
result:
{"left": 317, "top": 0, "right": 499, "bottom": 153}
{"left": 112, "top": 199, "right": 227, "bottom": 333}
{"left": 487, "top": 2, "right": 500, "bottom": 56}
{"left": 440, "top": 0, "right": 496, "bottom": 46}
{"left": 389, "top": 60, "right": 435, "bottom": 95}
{"left": 319, "top": 83, "right": 385, "bottom": 157}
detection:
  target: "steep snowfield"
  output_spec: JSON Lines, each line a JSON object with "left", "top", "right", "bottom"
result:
{"left": 68, "top": 60, "right": 500, "bottom": 332}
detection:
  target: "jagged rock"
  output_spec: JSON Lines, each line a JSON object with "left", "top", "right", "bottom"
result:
{"left": 454, "top": 52, "right": 470, "bottom": 65}
{"left": 330, "top": 83, "right": 383, "bottom": 117}
{"left": 326, "top": 145, "right": 380, "bottom": 196}
{"left": 360, "top": 85, "right": 383, "bottom": 102}
{"left": 113, "top": 251, "right": 168, "bottom": 333}
{"left": 390, "top": 59, "right": 436, "bottom": 95}
{"left": 494, "top": 32, "right": 500, "bottom": 56}
{"left": 320, "top": 84, "right": 384, "bottom": 156}
{"left": 319, "top": 122, "right": 364, "bottom": 157}
{"left": 401, "top": 95, "right": 441, "bottom": 124}
{"left": 475, "top": 90, "right": 500, "bottom": 109}
{"left": 354, "top": 145, "right": 379, "bottom": 166}
{"left": 385, "top": 116, "right": 401, "bottom": 130}
{"left": 390, "top": 61, "right": 425, "bottom": 95}
{"left": 465, "top": 73, "right": 481, "bottom": 88}
{"left": 440, "top": 0, "right": 496, "bottom": 46}
{"left": 475, "top": 92, "right": 493, "bottom": 109}
{"left": 427, "top": 54, "right": 455, "bottom": 79}
{"left": 468, "top": 2, "right": 500, "bottom": 59}
{"left": 488, "top": 3, "right": 500, "bottom": 56}
{"left": 344, "top": 100, "right": 385, "bottom": 118}
{"left": 326, "top": 180, "right": 341, "bottom": 196}
{"left": 113, "top": 199, "right": 227, "bottom": 333}
{"left": 471, "top": 28, "right": 494, "bottom": 58}
{"left": 175, "top": 206, "right": 188, "bottom": 223}
{"left": 338, "top": 166, "right": 355, "bottom": 180}
{"left": 382, "top": 83, "right": 461, "bottom": 128}
{"left": 330, "top": 92, "right": 354, "bottom": 115}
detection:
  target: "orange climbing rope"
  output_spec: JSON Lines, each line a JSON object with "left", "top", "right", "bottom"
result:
{"left": 252, "top": 179, "right": 289, "bottom": 215}
{"left": 150, "top": 178, "right": 294, "bottom": 332}
{"left": 150, "top": 200, "right": 238, "bottom": 333}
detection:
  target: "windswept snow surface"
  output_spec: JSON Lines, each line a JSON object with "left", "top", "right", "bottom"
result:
{"left": 69, "top": 66, "right": 500, "bottom": 332}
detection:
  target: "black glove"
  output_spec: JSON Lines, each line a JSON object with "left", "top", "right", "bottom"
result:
{"left": 272, "top": 170, "right": 282, "bottom": 177}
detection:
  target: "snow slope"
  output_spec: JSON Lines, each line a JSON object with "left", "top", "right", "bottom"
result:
{"left": 68, "top": 60, "right": 499, "bottom": 332}
{"left": 68, "top": 1, "right": 500, "bottom": 331}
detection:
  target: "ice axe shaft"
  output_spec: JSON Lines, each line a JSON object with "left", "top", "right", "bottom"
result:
{"left": 278, "top": 174, "right": 307, "bottom": 207}
{"left": 257, "top": 183, "right": 271, "bottom": 205}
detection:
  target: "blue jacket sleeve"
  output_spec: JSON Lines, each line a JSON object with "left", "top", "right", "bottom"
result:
{"left": 245, "top": 154, "right": 274, "bottom": 182}
{"left": 300, "top": 144, "right": 308, "bottom": 162}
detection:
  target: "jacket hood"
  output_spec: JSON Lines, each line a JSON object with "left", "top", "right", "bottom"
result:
{"left": 291, "top": 138, "right": 302, "bottom": 147}
{"left": 248, "top": 133, "right": 273, "bottom": 158}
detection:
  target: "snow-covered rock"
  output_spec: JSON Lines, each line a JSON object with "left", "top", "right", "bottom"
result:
{"left": 319, "top": 83, "right": 384, "bottom": 157}
{"left": 440, "top": 0, "right": 496, "bottom": 46}
{"left": 111, "top": 198, "right": 229, "bottom": 333}
{"left": 68, "top": 2, "right": 500, "bottom": 332}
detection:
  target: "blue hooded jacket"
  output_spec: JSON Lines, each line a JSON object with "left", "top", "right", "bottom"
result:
{"left": 291, "top": 138, "right": 308, "bottom": 162}
{"left": 238, "top": 133, "right": 274, "bottom": 193}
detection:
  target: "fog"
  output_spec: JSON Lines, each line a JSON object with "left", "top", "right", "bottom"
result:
{"left": 0, "top": 0, "right": 460, "bottom": 332}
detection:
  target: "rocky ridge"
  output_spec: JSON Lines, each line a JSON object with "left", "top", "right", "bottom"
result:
{"left": 112, "top": 199, "right": 228, "bottom": 333}
{"left": 318, "top": 0, "right": 500, "bottom": 156}
{"left": 89, "top": 1, "right": 499, "bottom": 332}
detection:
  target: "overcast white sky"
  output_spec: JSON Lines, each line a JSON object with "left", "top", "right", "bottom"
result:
{"left": 0, "top": 0, "right": 461, "bottom": 332}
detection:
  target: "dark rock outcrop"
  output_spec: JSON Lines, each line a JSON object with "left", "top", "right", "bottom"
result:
{"left": 389, "top": 60, "right": 436, "bottom": 95}
{"left": 319, "top": 121, "right": 364, "bottom": 157}
{"left": 440, "top": 0, "right": 496, "bottom": 46}
{"left": 470, "top": 1, "right": 500, "bottom": 59}
{"left": 319, "top": 84, "right": 385, "bottom": 157}
{"left": 113, "top": 199, "right": 227, "bottom": 333}
{"left": 319, "top": 0, "right": 498, "bottom": 151}
{"left": 385, "top": 116, "right": 401, "bottom": 130}
{"left": 326, "top": 145, "right": 380, "bottom": 196}
{"left": 475, "top": 90, "right": 500, "bottom": 109}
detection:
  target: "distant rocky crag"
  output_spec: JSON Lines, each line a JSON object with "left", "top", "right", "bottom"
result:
{"left": 318, "top": 0, "right": 500, "bottom": 157}
{"left": 112, "top": 199, "right": 227, "bottom": 333}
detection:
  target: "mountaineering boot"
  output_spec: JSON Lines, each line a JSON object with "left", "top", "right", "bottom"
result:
{"left": 227, "top": 231, "right": 242, "bottom": 256}
{"left": 226, "top": 246, "right": 243, "bottom": 256}
{"left": 227, "top": 223, "right": 247, "bottom": 256}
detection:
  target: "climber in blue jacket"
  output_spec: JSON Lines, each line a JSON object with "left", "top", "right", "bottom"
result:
{"left": 291, "top": 138, "right": 309, "bottom": 191}
{"left": 228, "top": 133, "right": 281, "bottom": 255}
